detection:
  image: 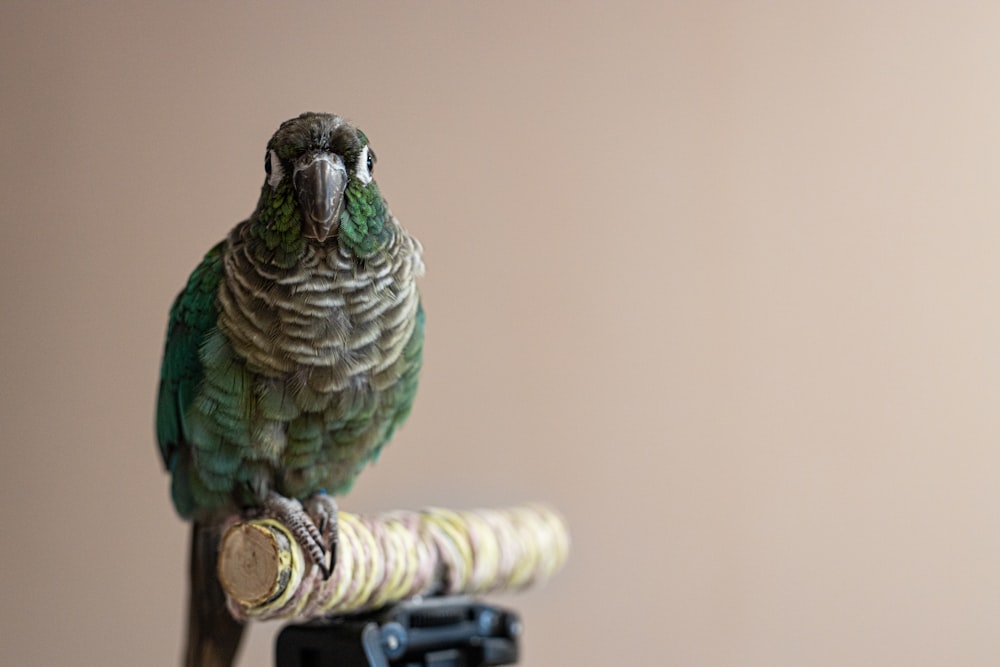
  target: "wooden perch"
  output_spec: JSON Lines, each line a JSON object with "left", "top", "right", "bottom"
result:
{"left": 218, "top": 504, "right": 570, "bottom": 622}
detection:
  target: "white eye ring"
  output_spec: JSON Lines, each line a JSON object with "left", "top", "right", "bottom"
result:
{"left": 355, "top": 145, "right": 373, "bottom": 186}
{"left": 266, "top": 149, "right": 284, "bottom": 188}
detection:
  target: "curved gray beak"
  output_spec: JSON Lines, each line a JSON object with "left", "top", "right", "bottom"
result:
{"left": 294, "top": 151, "right": 347, "bottom": 242}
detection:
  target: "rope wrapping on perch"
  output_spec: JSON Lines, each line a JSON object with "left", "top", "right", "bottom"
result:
{"left": 218, "top": 503, "right": 570, "bottom": 622}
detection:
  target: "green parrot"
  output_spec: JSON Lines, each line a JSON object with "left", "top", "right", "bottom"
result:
{"left": 156, "top": 112, "right": 425, "bottom": 667}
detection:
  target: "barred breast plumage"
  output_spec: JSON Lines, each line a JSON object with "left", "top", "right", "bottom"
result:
{"left": 184, "top": 213, "right": 425, "bottom": 505}
{"left": 218, "top": 216, "right": 423, "bottom": 395}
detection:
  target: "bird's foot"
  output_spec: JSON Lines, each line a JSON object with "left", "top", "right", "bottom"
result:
{"left": 262, "top": 492, "right": 338, "bottom": 579}
{"left": 304, "top": 493, "right": 338, "bottom": 578}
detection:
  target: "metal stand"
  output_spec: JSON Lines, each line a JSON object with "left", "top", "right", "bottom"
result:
{"left": 275, "top": 596, "right": 522, "bottom": 667}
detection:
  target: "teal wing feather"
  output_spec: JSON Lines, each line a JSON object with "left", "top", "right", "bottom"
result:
{"left": 156, "top": 241, "right": 226, "bottom": 515}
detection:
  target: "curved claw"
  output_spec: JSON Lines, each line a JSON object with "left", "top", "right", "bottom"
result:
{"left": 262, "top": 492, "right": 338, "bottom": 579}
{"left": 304, "top": 494, "right": 339, "bottom": 580}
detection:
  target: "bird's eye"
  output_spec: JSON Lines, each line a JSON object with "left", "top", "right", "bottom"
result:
{"left": 265, "top": 149, "right": 284, "bottom": 188}
{"left": 355, "top": 145, "right": 374, "bottom": 186}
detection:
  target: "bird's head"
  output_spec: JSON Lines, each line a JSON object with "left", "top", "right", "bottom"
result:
{"left": 250, "top": 112, "right": 390, "bottom": 266}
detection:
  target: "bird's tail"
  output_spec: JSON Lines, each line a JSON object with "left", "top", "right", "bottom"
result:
{"left": 185, "top": 521, "right": 245, "bottom": 667}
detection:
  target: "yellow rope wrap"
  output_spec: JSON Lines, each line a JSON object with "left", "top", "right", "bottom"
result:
{"left": 222, "top": 503, "right": 569, "bottom": 622}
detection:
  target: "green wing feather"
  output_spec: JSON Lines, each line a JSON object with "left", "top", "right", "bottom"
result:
{"left": 156, "top": 241, "right": 225, "bottom": 514}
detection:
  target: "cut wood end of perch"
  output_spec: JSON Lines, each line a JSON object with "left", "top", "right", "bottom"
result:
{"left": 218, "top": 520, "right": 297, "bottom": 608}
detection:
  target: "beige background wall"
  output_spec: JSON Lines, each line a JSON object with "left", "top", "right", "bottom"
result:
{"left": 3, "top": 2, "right": 1000, "bottom": 665}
